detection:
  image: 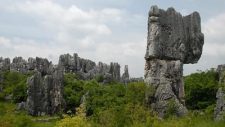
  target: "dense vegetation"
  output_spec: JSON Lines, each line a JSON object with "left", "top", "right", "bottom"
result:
{"left": 0, "top": 71, "right": 31, "bottom": 103}
{"left": 0, "top": 70, "right": 225, "bottom": 127}
{"left": 184, "top": 69, "right": 219, "bottom": 110}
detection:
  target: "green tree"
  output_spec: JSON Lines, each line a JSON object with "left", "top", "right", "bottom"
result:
{"left": 184, "top": 69, "right": 219, "bottom": 109}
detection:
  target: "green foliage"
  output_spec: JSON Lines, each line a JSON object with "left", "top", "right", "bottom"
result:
{"left": 95, "top": 74, "right": 104, "bottom": 82}
{"left": 63, "top": 73, "right": 85, "bottom": 112}
{"left": 184, "top": 69, "right": 219, "bottom": 110}
{"left": 0, "top": 101, "right": 56, "bottom": 127}
{"left": 55, "top": 103, "right": 91, "bottom": 127}
{"left": 164, "top": 99, "right": 178, "bottom": 118}
{"left": 1, "top": 69, "right": 225, "bottom": 127}
{"left": 0, "top": 71, "right": 30, "bottom": 102}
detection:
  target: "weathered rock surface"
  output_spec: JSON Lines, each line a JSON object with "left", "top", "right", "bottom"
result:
{"left": 0, "top": 57, "right": 10, "bottom": 72}
{"left": 145, "top": 6, "right": 204, "bottom": 64}
{"left": 58, "top": 53, "right": 121, "bottom": 82}
{"left": 121, "top": 65, "right": 129, "bottom": 84}
{"left": 214, "top": 65, "right": 225, "bottom": 121}
{"left": 145, "top": 6, "right": 204, "bottom": 118}
{"left": 26, "top": 65, "right": 64, "bottom": 116}
{"left": 0, "top": 53, "right": 125, "bottom": 116}
{"left": 10, "top": 57, "right": 28, "bottom": 73}
{"left": 0, "top": 57, "right": 10, "bottom": 92}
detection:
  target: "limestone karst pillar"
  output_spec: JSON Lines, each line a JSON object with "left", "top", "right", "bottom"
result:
{"left": 144, "top": 5, "right": 204, "bottom": 117}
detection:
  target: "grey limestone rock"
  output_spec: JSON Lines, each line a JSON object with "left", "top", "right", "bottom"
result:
{"left": 17, "top": 101, "right": 26, "bottom": 110}
{"left": 58, "top": 53, "right": 96, "bottom": 73}
{"left": 145, "top": 6, "right": 204, "bottom": 64}
{"left": 26, "top": 65, "right": 64, "bottom": 116}
{"left": 10, "top": 57, "right": 28, "bottom": 73}
{"left": 145, "top": 6, "right": 204, "bottom": 118}
{"left": 109, "top": 62, "right": 120, "bottom": 81}
{"left": 121, "top": 65, "right": 129, "bottom": 84}
{"left": 214, "top": 88, "right": 225, "bottom": 121}
{"left": 0, "top": 57, "right": 10, "bottom": 90}
{"left": 0, "top": 57, "right": 10, "bottom": 72}
{"left": 214, "top": 65, "right": 225, "bottom": 121}
{"left": 58, "top": 53, "right": 121, "bottom": 82}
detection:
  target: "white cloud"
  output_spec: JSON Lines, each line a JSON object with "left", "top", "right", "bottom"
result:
{"left": 0, "top": 0, "right": 146, "bottom": 77}
{"left": 202, "top": 12, "right": 225, "bottom": 56}
{"left": 203, "top": 13, "right": 225, "bottom": 39}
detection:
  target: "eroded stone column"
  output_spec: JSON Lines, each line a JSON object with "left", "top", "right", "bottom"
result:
{"left": 144, "top": 5, "right": 204, "bottom": 117}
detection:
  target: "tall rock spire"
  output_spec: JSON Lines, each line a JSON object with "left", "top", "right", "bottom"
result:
{"left": 144, "top": 5, "right": 204, "bottom": 118}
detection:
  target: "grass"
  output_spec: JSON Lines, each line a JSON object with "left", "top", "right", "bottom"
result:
{"left": 0, "top": 101, "right": 56, "bottom": 127}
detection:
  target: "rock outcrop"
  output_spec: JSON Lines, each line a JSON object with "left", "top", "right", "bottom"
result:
{"left": 0, "top": 57, "right": 10, "bottom": 92}
{"left": 26, "top": 63, "right": 64, "bottom": 116}
{"left": 144, "top": 6, "right": 204, "bottom": 117}
{"left": 121, "top": 65, "right": 129, "bottom": 84}
{"left": 58, "top": 53, "right": 121, "bottom": 82}
{"left": 0, "top": 57, "right": 10, "bottom": 72}
{"left": 10, "top": 57, "right": 28, "bottom": 73}
{"left": 214, "top": 65, "right": 225, "bottom": 121}
{"left": 0, "top": 53, "right": 125, "bottom": 116}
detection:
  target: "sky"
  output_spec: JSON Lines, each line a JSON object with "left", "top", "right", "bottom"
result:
{"left": 0, "top": 0, "right": 225, "bottom": 77}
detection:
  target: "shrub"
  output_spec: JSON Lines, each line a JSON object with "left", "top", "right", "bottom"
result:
{"left": 184, "top": 69, "right": 219, "bottom": 110}
{"left": 0, "top": 71, "right": 29, "bottom": 102}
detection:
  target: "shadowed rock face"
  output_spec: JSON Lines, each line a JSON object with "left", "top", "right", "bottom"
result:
{"left": 0, "top": 57, "right": 10, "bottom": 92}
{"left": 0, "top": 57, "right": 10, "bottom": 72}
{"left": 214, "top": 65, "right": 225, "bottom": 121}
{"left": 145, "top": 6, "right": 204, "bottom": 63}
{"left": 26, "top": 65, "right": 64, "bottom": 116}
{"left": 121, "top": 65, "right": 129, "bottom": 84}
{"left": 145, "top": 6, "right": 204, "bottom": 118}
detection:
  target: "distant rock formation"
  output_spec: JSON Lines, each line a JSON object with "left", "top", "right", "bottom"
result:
{"left": 0, "top": 57, "right": 10, "bottom": 92}
{"left": 0, "top": 57, "right": 10, "bottom": 72}
{"left": 58, "top": 53, "right": 121, "bottom": 82}
{"left": 121, "top": 65, "right": 129, "bottom": 84}
{"left": 214, "top": 65, "right": 225, "bottom": 121}
{"left": 144, "top": 5, "right": 204, "bottom": 117}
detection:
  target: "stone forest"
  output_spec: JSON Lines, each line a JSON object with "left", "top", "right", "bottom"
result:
{"left": 1, "top": 5, "right": 225, "bottom": 127}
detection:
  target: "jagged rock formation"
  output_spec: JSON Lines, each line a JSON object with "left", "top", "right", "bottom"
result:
{"left": 0, "top": 53, "right": 124, "bottom": 116}
{"left": 214, "top": 65, "right": 225, "bottom": 121}
{"left": 144, "top": 5, "right": 204, "bottom": 117}
{"left": 0, "top": 57, "right": 10, "bottom": 92}
{"left": 58, "top": 53, "right": 121, "bottom": 82}
{"left": 0, "top": 56, "right": 64, "bottom": 116}
{"left": 26, "top": 61, "right": 64, "bottom": 116}
{"left": 58, "top": 53, "right": 96, "bottom": 73}
{"left": 121, "top": 65, "right": 129, "bottom": 84}
{"left": 10, "top": 57, "right": 28, "bottom": 73}
{"left": 0, "top": 57, "right": 10, "bottom": 72}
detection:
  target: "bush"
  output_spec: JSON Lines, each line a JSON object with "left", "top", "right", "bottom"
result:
{"left": 0, "top": 71, "right": 29, "bottom": 102}
{"left": 63, "top": 73, "right": 85, "bottom": 112}
{"left": 184, "top": 69, "right": 219, "bottom": 110}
